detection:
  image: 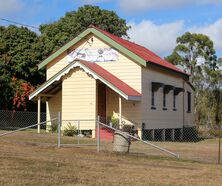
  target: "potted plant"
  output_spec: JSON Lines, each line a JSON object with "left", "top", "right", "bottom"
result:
{"left": 110, "top": 115, "right": 119, "bottom": 128}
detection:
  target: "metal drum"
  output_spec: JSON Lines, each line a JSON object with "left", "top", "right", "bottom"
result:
{"left": 113, "top": 131, "right": 130, "bottom": 153}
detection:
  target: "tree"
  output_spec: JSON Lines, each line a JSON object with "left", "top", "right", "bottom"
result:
{"left": 165, "top": 32, "right": 220, "bottom": 127}
{"left": 205, "top": 58, "right": 222, "bottom": 126}
{"left": 0, "top": 5, "right": 130, "bottom": 111}
{"left": 165, "top": 32, "right": 217, "bottom": 83}
{"left": 38, "top": 5, "right": 130, "bottom": 58}
{"left": 0, "top": 25, "right": 44, "bottom": 110}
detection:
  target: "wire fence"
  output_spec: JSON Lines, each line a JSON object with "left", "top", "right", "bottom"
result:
{"left": 0, "top": 110, "right": 46, "bottom": 130}
{"left": 0, "top": 110, "right": 221, "bottom": 164}
{"left": 58, "top": 119, "right": 97, "bottom": 148}
{"left": 96, "top": 121, "right": 222, "bottom": 164}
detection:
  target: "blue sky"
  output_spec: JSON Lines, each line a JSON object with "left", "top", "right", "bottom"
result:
{"left": 1, "top": 0, "right": 222, "bottom": 57}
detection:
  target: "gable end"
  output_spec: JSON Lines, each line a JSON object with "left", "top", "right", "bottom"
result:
{"left": 38, "top": 28, "right": 147, "bottom": 70}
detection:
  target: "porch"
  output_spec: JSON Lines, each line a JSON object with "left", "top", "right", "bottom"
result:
{"left": 29, "top": 60, "right": 142, "bottom": 137}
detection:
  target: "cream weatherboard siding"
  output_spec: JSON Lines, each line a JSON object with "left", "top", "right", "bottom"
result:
{"left": 45, "top": 33, "right": 142, "bottom": 129}
{"left": 46, "top": 34, "right": 142, "bottom": 93}
{"left": 46, "top": 36, "right": 90, "bottom": 80}
{"left": 88, "top": 35, "right": 141, "bottom": 92}
{"left": 43, "top": 31, "right": 195, "bottom": 134}
{"left": 141, "top": 66, "right": 186, "bottom": 130}
{"left": 61, "top": 67, "right": 97, "bottom": 130}
{"left": 106, "top": 88, "right": 141, "bottom": 127}
{"left": 46, "top": 52, "right": 68, "bottom": 80}
{"left": 46, "top": 90, "right": 62, "bottom": 130}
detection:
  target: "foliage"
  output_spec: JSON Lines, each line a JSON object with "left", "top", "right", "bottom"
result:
{"left": 0, "top": 5, "right": 129, "bottom": 111}
{"left": 110, "top": 115, "right": 119, "bottom": 128}
{"left": 39, "top": 5, "right": 130, "bottom": 58}
{"left": 204, "top": 59, "right": 222, "bottom": 126}
{"left": 63, "top": 123, "right": 78, "bottom": 136}
{"left": 165, "top": 32, "right": 217, "bottom": 83}
{"left": 12, "top": 77, "right": 35, "bottom": 111}
{"left": 0, "top": 25, "right": 45, "bottom": 110}
{"left": 166, "top": 32, "right": 222, "bottom": 127}
{"left": 49, "top": 122, "right": 58, "bottom": 133}
{"left": 122, "top": 124, "right": 134, "bottom": 133}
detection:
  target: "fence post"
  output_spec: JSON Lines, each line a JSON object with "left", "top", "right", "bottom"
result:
{"left": 37, "top": 96, "right": 41, "bottom": 134}
{"left": 97, "top": 116, "right": 100, "bottom": 152}
{"left": 58, "top": 112, "right": 61, "bottom": 148}
{"left": 78, "top": 120, "right": 80, "bottom": 145}
{"left": 218, "top": 124, "right": 221, "bottom": 164}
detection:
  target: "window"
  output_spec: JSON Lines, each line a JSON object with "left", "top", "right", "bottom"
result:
{"left": 151, "top": 88, "right": 156, "bottom": 109}
{"left": 173, "top": 87, "right": 184, "bottom": 111}
{"left": 187, "top": 91, "right": 191, "bottom": 112}
{"left": 163, "top": 89, "right": 167, "bottom": 110}
{"left": 173, "top": 92, "right": 176, "bottom": 111}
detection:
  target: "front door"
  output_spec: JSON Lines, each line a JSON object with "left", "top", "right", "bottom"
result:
{"left": 98, "top": 83, "right": 106, "bottom": 122}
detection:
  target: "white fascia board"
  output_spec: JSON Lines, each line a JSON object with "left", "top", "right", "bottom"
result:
{"left": 76, "top": 62, "right": 130, "bottom": 100}
{"left": 29, "top": 60, "right": 141, "bottom": 101}
{"left": 29, "top": 62, "right": 77, "bottom": 100}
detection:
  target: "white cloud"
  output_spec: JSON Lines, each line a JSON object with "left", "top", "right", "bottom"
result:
{"left": 0, "top": 0, "right": 24, "bottom": 14}
{"left": 79, "top": 0, "right": 110, "bottom": 4}
{"left": 127, "top": 20, "right": 184, "bottom": 56}
{"left": 119, "top": 0, "right": 222, "bottom": 12}
{"left": 128, "top": 18, "right": 222, "bottom": 57}
{"left": 189, "top": 19, "right": 222, "bottom": 51}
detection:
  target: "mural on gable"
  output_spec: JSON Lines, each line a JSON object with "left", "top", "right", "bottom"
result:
{"left": 67, "top": 48, "right": 119, "bottom": 63}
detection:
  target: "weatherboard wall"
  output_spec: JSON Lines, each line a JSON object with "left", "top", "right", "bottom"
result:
{"left": 106, "top": 87, "right": 142, "bottom": 127}
{"left": 46, "top": 90, "right": 62, "bottom": 130}
{"left": 46, "top": 34, "right": 142, "bottom": 93}
{"left": 141, "top": 67, "right": 185, "bottom": 129}
{"left": 61, "top": 67, "right": 97, "bottom": 130}
{"left": 46, "top": 38, "right": 87, "bottom": 80}
{"left": 44, "top": 31, "right": 194, "bottom": 131}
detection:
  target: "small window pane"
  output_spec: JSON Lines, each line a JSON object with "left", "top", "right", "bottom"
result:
{"left": 187, "top": 91, "right": 191, "bottom": 112}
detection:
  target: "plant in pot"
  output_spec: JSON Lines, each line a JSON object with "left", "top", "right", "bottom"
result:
{"left": 110, "top": 115, "right": 119, "bottom": 128}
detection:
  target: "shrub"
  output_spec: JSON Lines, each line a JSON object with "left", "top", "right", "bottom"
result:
{"left": 209, "top": 129, "right": 222, "bottom": 137}
{"left": 122, "top": 124, "right": 133, "bottom": 133}
{"left": 63, "top": 123, "right": 77, "bottom": 136}
{"left": 110, "top": 115, "right": 119, "bottom": 128}
{"left": 49, "top": 122, "right": 58, "bottom": 133}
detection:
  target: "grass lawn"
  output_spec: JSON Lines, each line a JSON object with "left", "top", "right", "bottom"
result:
{"left": 0, "top": 130, "right": 222, "bottom": 186}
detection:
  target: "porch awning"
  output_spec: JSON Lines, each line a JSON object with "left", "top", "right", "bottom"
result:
{"left": 152, "top": 82, "right": 163, "bottom": 92}
{"left": 151, "top": 82, "right": 184, "bottom": 95}
{"left": 29, "top": 59, "right": 141, "bottom": 101}
{"left": 174, "top": 87, "right": 184, "bottom": 95}
{"left": 164, "top": 84, "right": 174, "bottom": 94}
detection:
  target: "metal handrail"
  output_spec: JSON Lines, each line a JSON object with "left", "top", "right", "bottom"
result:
{"left": 0, "top": 118, "right": 57, "bottom": 137}
{"left": 98, "top": 121, "right": 180, "bottom": 159}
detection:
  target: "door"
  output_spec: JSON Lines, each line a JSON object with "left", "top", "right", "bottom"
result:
{"left": 98, "top": 83, "right": 106, "bottom": 122}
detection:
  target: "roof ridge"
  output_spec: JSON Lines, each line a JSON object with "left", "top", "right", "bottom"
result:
{"left": 90, "top": 25, "right": 161, "bottom": 58}
{"left": 90, "top": 25, "right": 187, "bottom": 76}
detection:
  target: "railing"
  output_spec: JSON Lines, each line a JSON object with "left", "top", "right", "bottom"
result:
{"left": 97, "top": 120, "right": 180, "bottom": 158}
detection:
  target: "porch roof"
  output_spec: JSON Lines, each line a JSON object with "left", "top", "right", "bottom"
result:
{"left": 29, "top": 60, "right": 141, "bottom": 101}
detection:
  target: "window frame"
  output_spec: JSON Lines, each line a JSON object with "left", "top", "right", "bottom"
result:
{"left": 163, "top": 88, "right": 167, "bottom": 110}
{"left": 187, "top": 91, "right": 191, "bottom": 113}
{"left": 151, "top": 87, "right": 156, "bottom": 110}
{"left": 173, "top": 91, "right": 177, "bottom": 111}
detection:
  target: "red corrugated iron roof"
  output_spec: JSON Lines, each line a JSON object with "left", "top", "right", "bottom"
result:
{"left": 79, "top": 60, "right": 141, "bottom": 97}
{"left": 90, "top": 25, "right": 187, "bottom": 75}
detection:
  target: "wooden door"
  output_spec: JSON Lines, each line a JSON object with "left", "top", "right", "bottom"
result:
{"left": 98, "top": 83, "right": 106, "bottom": 121}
